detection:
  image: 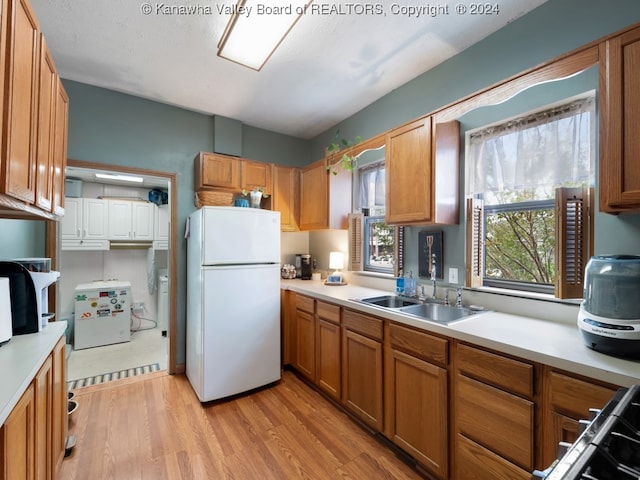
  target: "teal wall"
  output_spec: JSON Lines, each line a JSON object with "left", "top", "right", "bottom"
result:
{"left": 0, "top": 220, "right": 45, "bottom": 259}
{"left": 4, "top": 0, "right": 640, "bottom": 365}
{"left": 62, "top": 80, "right": 309, "bottom": 365}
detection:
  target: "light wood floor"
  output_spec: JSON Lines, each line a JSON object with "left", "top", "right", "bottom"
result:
{"left": 60, "top": 370, "right": 426, "bottom": 479}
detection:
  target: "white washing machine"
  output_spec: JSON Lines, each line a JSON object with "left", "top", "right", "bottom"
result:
{"left": 74, "top": 280, "right": 131, "bottom": 350}
{"left": 157, "top": 274, "right": 169, "bottom": 336}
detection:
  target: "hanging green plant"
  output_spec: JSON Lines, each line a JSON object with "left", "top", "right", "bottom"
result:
{"left": 325, "top": 130, "right": 363, "bottom": 175}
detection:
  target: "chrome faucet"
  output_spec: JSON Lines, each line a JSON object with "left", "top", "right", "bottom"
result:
{"left": 430, "top": 253, "right": 437, "bottom": 299}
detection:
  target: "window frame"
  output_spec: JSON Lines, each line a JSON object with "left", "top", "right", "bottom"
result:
{"left": 363, "top": 215, "right": 395, "bottom": 274}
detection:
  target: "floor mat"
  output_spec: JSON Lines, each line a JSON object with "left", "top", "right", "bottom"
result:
{"left": 67, "top": 363, "right": 161, "bottom": 390}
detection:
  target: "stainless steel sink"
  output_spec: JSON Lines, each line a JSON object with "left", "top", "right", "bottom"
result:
{"left": 354, "top": 295, "right": 421, "bottom": 308}
{"left": 397, "top": 302, "right": 478, "bottom": 324}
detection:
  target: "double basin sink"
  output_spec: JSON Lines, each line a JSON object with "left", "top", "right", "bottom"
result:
{"left": 353, "top": 294, "right": 484, "bottom": 325}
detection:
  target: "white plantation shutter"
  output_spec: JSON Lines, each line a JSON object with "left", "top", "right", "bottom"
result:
{"left": 348, "top": 213, "right": 363, "bottom": 271}
{"left": 465, "top": 197, "right": 484, "bottom": 288}
{"left": 555, "top": 186, "right": 593, "bottom": 299}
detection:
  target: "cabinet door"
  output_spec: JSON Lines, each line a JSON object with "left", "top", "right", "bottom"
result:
{"left": 456, "top": 374, "right": 534, "bottom": 471}
{"left": 342, "top": 329, "right": 383, "bottom": 430}
{"left": 1, "top": 383, "right": 36, "bottom": 480}
{"left": 155, "top": 204, "right": 170, "bottom": 241}
{"left": 34, "top": 355, "right": 52, "bottom": 480}
{"left": 455, "top": 434, "right": 532, "bottom": 480}
{"left": 107, "top": 199, "right": 131, "bottom": 240}
{"left": 317, "top": 319, "right": 341, "bottom": 401}
{"left": 390, "top": 349, "right": 448, "bottom": 479}
{"left": 599, "top": 26, "right": 640, "bottom": 212}
{"left": 300, "top": 159, "right": 328, "bottom": 230}
{"left": 132, "top": 202, "right": 154, "bottom": 240}
{"left": 51, "top": 79, "right": 68, "bottom": 216}
{"left": 35, "top": 35, "right": 56, "bottom": 212}
{"left": 273, "top": 165, "right": 299, "bottom": 231}
{"left": 385, "top": 117, "right": 432, "bottom": 224}
{"left": 60, "top": 197, "right": 81, "bottom": 240}
{"left": 241, "top": 160, "right": 273, "bottom": 195}
{"left": 294, "top": 309, "right": 315, "bottom": 381}
{"left": 84, "top": 198, "right": 108, "bottom": 239}
{"left": 1, "top": 0, "right": 40, "bottom": 204}
{"left": 51, "top": 338, "right": 66, "bottom": 475}
{"left": 197, "top": 153, "right": 240, "bottom": 190}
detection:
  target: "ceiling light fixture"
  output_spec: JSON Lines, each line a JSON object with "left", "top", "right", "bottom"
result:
{"left": 95, "top": 173, "right": 144, "bottom": 183}
{"left": 217, "top": 0, "right": 312, "bottom": 71}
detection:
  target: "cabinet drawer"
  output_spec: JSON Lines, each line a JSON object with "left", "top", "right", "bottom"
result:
{"left": 343, "top": 310, "right": 383, "bottom": 340}
{"left": 317, "top": 301, "right": 340, "bottom": 324}
{"left": 390, "top": 323, "right": 448, "bottom": 366}
{"left": 456, "top": 375, "right": 534, "bottom": 471}
{"left": 456, "top": 343, "right": 533, "bottom": 398}
{"left": 455, "top": 434, "right": 532, "bottom": 480}
{"left": 549, "top": 371, "right": 617, "bottom": 419}
{"left": 295, "top": 295, "right": 315, "bottom": 314}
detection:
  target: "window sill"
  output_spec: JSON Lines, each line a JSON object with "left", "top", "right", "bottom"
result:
{"left": 468, "top": 285, "right": 582, "bottom": 306}
{"left": 352, "top": 271, "right": 395, "bottom": 280}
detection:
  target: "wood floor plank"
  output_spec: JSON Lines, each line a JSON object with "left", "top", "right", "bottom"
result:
{"left": 60, "top": 371, "right": 426, "bottom": 479}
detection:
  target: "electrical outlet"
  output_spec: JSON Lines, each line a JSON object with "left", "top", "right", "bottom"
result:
{"left": 448, "top": 267, "right": 459, "bottom": 284}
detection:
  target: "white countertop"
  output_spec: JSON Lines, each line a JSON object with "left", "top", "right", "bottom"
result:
{"left": 281, "top": 280, "right": 640, "bottom": 388}
{"left": 0, "top": 322, "right": 67, "bottom": 425}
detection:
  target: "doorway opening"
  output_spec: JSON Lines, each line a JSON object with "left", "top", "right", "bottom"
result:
{"left": 46, "top": 160, "right": 178, "bottom": 386}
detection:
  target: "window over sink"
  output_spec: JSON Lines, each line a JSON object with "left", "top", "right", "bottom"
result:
{"left": 350, "top": 160, "right": 404, "bottom": 276}
{"left": 466, "top": 94, "right": 595, "bottom": 298}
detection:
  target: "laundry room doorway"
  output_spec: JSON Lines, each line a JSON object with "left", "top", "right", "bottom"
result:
{"left": 46, "top": 160, "right": 177, "bottom": 386}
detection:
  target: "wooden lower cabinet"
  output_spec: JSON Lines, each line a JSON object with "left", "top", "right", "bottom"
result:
{"left": 454, "top": 343, "right": 535, "bottom": 479}
{"left": 342, "top": 310, "right": 383, "bottom": 431}
{"left": 0, "top": 384, "right": 36, "bottom": 480}
{"left": 541, "top": 369, "right": 617, "bottom": 467}
{"left": 51, "top": 337, "right": 66, "bottom": 474}
{"left": 390, "top": 349, "right": 448, "bottom": 478}
{"left": 316, "top": 300, "right": 341, "bottom": 401}
{"left": 387, "top": 323, "right": 449, "bottom": 478}
{"left": 294, "top": 309, "right": 316, "bottom": 381}
{"left": 0, "top": 336, "right": 66, "bottom": 480}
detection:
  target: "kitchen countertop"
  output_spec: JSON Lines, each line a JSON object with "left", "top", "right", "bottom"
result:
{"left": 281, "top": 279, "right": 640, "bottom": 388}
{"left": 0, "top": 321, "right": 67, "bottom": 425}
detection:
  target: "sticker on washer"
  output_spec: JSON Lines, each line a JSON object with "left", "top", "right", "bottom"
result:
{"left": 75, "top": 294, "right": 87, "bottom": 301}
{"left": 96, "top": 309, "right": 111, "bottom": 317}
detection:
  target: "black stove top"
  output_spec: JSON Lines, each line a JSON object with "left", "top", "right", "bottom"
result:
{"left": 542, "top": 385, "right": 640, "bottom": 480}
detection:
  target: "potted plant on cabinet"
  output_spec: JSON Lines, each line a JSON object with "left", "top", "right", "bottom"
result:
{"left": 326, "top": 130, "right": 362, "bottom": 175}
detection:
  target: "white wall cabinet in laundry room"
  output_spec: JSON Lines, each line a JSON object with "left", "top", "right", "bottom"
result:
{"left": 153, "top": 204, "right": 169, "bottom": 250}
{"left": 60, "top": 197, "right": 109, "bottom": 250}
{"left": 108, "top": 199, "right": 155, "bottom": 241}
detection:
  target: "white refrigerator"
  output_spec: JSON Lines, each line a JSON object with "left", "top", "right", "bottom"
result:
{"left": 186, "top": 206, "right": 281, "bottom": 402}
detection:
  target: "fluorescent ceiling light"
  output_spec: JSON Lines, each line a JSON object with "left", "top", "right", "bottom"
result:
{"left": 95, "top": 173, "right": 144, "bottom": 183}
{"left": 217, "top": 0, "right": 312, "bottom": 71}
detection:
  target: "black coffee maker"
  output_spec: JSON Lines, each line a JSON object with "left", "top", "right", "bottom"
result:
{"left": 300, "top": 254, "right": 313, "bottom": 280}
{"left": 0, "top": 262, "right": 39, "bottom": 335}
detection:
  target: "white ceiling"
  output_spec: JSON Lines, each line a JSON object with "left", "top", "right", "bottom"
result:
{"left": 31, "top": 0, "right": 547, "bottom": 140}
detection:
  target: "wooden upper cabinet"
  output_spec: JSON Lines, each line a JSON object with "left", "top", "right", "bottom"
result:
{"left": 241, "top": 159, "right": 273, "bottom": 195}
{"left": 51, "top": 79, "right": 68, "bottom": 216}
{"left": 1, "top": 0, "right": 40, "bottom": 204}
{"left": 35, "top": 35, "right": 56, "bottom": 212}
{"left": 386, "top": 117, "right": 432, "bottom": 225}
{"left": 300, "top": 158, "right": 351, "bottom": 230}
{"left": 599, "top": 26, "right": 640, "bottom": 213}
{"left": 385, "top": 116, "right": 460, "bottom": 225}
{"left": 194, "top": 152, "right": 241, "bottom": 190}
{"left": 273, "top": 164, "right": 299, "bottom": 231}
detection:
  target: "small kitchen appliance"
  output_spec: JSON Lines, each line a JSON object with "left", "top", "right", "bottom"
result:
{"left": 300, "top": 254, "right": 312, "bottom": 280}
{"left": 578, "top": 254, "right": 640, "bottom": 359}
{"left": 0, "top": 278, "right": 12, "bottom": 345}
{"left": 0, "top": 261, "right": 39, "bottom": 335}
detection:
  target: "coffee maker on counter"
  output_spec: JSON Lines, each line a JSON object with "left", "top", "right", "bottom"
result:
{"left": 295, "top": 254, "right": 313, "bottom": 280}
